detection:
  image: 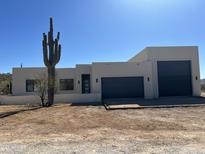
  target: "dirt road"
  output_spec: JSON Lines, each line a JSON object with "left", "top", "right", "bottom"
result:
{"left": 0, "top": 104, "right": 205, "bottom": 153}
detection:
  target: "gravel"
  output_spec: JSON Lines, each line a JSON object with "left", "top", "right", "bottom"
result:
{"left": 0, "top": 104, "right": 205, "bottom": 153}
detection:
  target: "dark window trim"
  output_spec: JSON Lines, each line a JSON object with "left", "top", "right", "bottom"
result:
{"left": 26, "top": 79, "right": 39, "bottom": 92}
{"left": 82, "top": 74, "right": 91, "bottom": 94}
{"left": 26, "top": 80, "right": 34, "bottom": 92}
{"left": 59, "top": 79, "right": 74, "bottom": 91}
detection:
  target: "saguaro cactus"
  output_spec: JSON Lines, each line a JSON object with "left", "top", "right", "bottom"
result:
{"left": 42, "top": 17, "right": 61, "bottom": 106}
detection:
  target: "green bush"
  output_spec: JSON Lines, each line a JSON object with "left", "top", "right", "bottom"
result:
{"left": 201, "top": 85, "right": 205, "bottom": 92}
{"left": 0, "top": 73, "right": 11, "bottom": 95}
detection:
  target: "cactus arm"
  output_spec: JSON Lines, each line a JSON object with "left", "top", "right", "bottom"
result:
{"left": 53, "top": 39, "right": 58, "bottom": 66}
{"left": 54, "top": 43, "right": 61, "bottom": 65}
{"left": 58, "top": 44, "right": 61, "bottom": 63}
{"left": 54, "top": 32, "right": 61, "bottom": 64}
{"left": 42, "top": 33, "right": 50, "bottom": 67}
{"left": 57, "top": 32, "right": 60, "bottom": 41}
{"left": 54, "top": 32, "right": 61, "bottom": 65}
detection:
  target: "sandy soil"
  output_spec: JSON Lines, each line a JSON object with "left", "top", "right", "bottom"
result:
{"left": 0, "top": 104, "right": 205, "bottom": 153}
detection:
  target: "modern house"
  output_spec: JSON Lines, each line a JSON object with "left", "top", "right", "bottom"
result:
{"left": 12, "top": 46, "right": 201, "bottom": 103}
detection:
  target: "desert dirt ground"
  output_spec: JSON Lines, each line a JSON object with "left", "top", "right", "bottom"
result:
{"left": 0, "top": 103, "right": 205, "bottom": 154}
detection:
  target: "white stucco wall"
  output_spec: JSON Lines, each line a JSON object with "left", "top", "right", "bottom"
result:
{"left": 128, "top": 48, "right": 148, "bottom": 62}
{"left": 12, "top": 67, "right": 77, "bottom": 95}
{"left": 12, "top": 68, "right": 47, "bottom": 95}
{"left": 56, "top": 68, "right": 76, "bottom": 94}
{"left": 91, "top": 61, "right": 154, "bottom": 99}
{"left": 75, "top": 64, "right": 92, "bottom": 93}
{"left": 0, "top": 94, "right": 101, "bottom": 105}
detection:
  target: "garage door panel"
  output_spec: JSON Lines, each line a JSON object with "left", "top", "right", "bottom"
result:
{"left": 157, "top": 61, "right": 192, "bottom": 96}
{"left": 102, "top": 77, "right": 144, "bottom": 99}
{"left": 158, "top": 61, "right": 191, "bottom": 76}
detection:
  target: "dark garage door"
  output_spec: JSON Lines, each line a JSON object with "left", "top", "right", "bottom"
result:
{"left": 157, "top": 61, "right": 192, "bottom": 97}
{"left": 101, "top": 77, "right": 144, "bottom": 99}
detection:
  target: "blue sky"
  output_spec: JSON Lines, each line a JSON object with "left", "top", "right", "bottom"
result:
{"left": 0, "top": 0, "right": 204, "bottom": 78}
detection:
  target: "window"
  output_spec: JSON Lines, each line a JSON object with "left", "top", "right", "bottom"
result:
{"left": 59, "top": 79, "right": 74, "bottom": 91}
{"left": 26, "top": 80, "right": 38, "bottom": 92}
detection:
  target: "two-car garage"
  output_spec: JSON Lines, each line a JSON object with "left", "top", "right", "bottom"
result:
{"left": 101, "top": 77, "right": 144, "bottom": 99}
{"left": 101, "top": 60, "right": 193, "bottom": 100}
{"left": 93, "top": 46, "right": 201, "bottom": 100}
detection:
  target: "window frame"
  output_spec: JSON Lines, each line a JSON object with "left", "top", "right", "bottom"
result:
{"left": 59, "top": 79, "right": 74, "bottom": 91}
{"left": 26, "top": 79, "right": 39, "bottom": 92}
{"left": 26, "top": 80, "right": 34, "bottom": 92}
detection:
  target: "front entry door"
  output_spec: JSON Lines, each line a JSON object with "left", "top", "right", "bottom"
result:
{"left": 82, "top": 74, "right": 90, "bottom": 93}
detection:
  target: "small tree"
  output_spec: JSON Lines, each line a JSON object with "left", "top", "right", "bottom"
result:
{"left": 35, "top": 73, "right": 59, "bottom": 107}
{"left": 35, "top": 74, "right": 47, "bottom": 106}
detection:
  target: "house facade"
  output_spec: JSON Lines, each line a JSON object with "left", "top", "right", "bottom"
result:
{"left": 12, "top": 46, "right": 201, "bottom": 103}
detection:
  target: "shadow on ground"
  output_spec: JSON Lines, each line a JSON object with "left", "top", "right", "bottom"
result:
{"left": 0, "top": 106, "right": 42, "bottom": 119}
{"left": 70, "top": 102, "right": 103, "bottom": 106}
{"left": 102, "top": 96, "right": 205, "bottom": 110}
